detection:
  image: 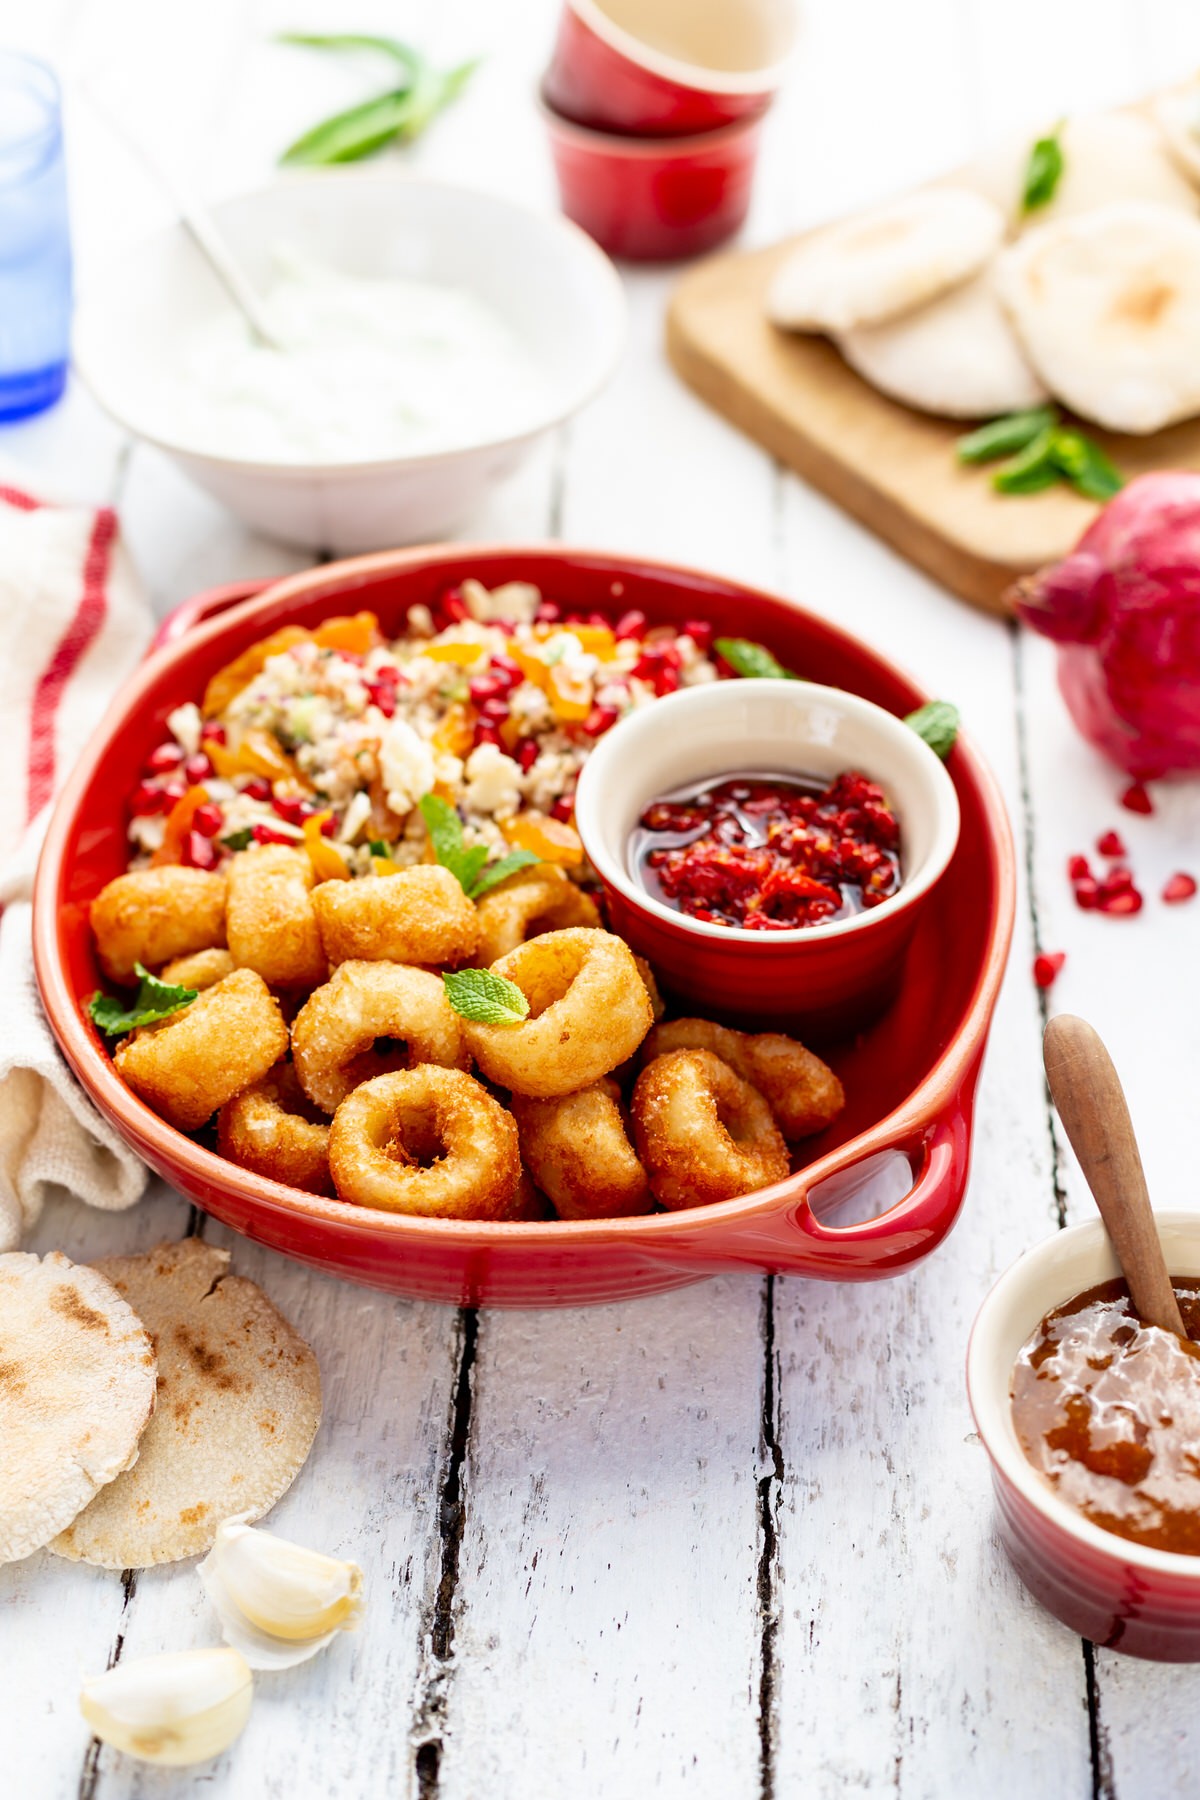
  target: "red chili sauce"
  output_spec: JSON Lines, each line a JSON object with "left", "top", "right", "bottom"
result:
{"left": 631, "top": 771, "right": 901, "bottom": 931}
{"left": 1011, "top": 1278, "right": 1200, "bottom": 1555}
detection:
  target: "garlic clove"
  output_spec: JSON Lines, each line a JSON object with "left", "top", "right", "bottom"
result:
{"left": 198, "top": 1516, "right": 364, "bottom": 1671}
{"left": 80, "top": 1647, "right": 253, "bottom": 1767}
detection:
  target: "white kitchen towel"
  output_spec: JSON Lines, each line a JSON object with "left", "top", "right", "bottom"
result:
{"left": 0, "top": 473, "right": 155, "bottom": 1250}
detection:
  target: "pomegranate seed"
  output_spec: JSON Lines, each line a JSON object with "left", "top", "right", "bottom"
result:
{"left": 1105, "top": 863, "right": 1134, "bottom": 890}
{"left": 145, "top": 742, "right": 184, "bottom": 772}
{"left": 241, "top": 776, "right": 272, "bottom": 802}
{"left": 1096, "top": 830, "right": 1126, "bottom": 858}
{"left": 654, "top": 666, "right": 681, "bottom": 696}
{"left": 439, "top": 588, "right": 469, "bottom": 624}
{"left": 192, "top": 803, "right": 224, "bottom": 838}
{"left": 473, "top": 722, "right": 502, "bottom": 749}
{"left": 478, "top": 698, "right": 510, "bottom": 724}
{"left": 368, "top": 684, "right": 397, "bottom": 718}
{"left": 550, "top": 794, "right": 575, "bottom": 823}
{"left": 489, "top": 655, "right": 522, "bottom": 690}
{"left": 516, "top": 738, "right": 540, "bottom": 773}
{"left": 614, "top": 609, "right": 647, "bottom": 641}
{"left": 160, "top": 780, "right": 188, "bottom": 807}
{"left": 184, "top": 752, "right": 213, "bottom": 784}
{"left": 1120, "top": 782, "right": 1154, "bottom": 815}
{"left": 273, "top": 794, "right": 308, "bottom": 825}
{"left": 1067, "top": 854, "right": 1091, "bottom": 882}
{"left": 130, "top": 781, "right": 170, "bottom": 816}
{"left": 582, "top": 704, "right": 619, "bottom": 737}
{"left": 1033, "top": 951, "right": 1066, "bottom": 989}
{"left": 200, "top": 721, "right": 227, "bottom": 745}
{"left": 1099, "top": 888, "right": 1143, "bottom": 916}
{"left": 252, "top": 822, "right": 295, "bottom": 846}
{"left": 1163, "top": 872, "right": 1197, "bottom": 904}
{"left": 682, "top": 618, "right": 713, "bottom": 651}
{"left": 535, "top": 601, "right": 561, "bottom": 625}
{"left": 184, "top": 830, "right": 218, "bottom": 870}
{"left": 319, "top": 814, "right": 338, "bottom": 838}
{"left": 1074, "top": 878, "right": 1100, "bottom": 910}
{"left": 468, "top": 674, "right": 503, "bottom": 704}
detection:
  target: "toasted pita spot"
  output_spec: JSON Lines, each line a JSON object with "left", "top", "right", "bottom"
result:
{"left": 50, "top": 1240, "right": 321, "bottom": 1569}
{"left": 0, "top": 1252, "right": 157, "bottom": 1565}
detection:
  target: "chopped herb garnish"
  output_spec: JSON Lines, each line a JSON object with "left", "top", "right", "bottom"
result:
{"left": 220, "top": 828, "right": 254, "bottom": 851}
{"left": 87, "top": 963, "right": 199, "bottom": 1038}
{"left": 957, "top": 406, "right": 1125, "bottom": 502}
{"left": 418, "top": 794, "right": 538, "bottom": 899}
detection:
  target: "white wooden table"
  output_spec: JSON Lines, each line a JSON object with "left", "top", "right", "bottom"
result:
{"left": 4, "top": 2, "right": 1200, "bottom": 1795}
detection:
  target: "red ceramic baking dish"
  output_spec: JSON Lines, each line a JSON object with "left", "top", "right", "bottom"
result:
{"left": 34, "top": 547, "right": 1015, "bottom": 1308}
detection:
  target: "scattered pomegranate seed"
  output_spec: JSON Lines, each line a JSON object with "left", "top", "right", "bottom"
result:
{"left": 1033, "top": 951, "right": 1066, "bottom": 989}
{"left": 1096, "top": 830, "right": 1126, "bottom": 858}
{"left": 1120, "top": 782, "right": 1154, "bottom": 815}
{"left": 319, "top": 814, "right": 338, "bottom": 838}
{"left": 273, "top": 794, "right": 308, "bottom": 825}
{"left": 516, "top": 738, "right": 540, "bottom": 773}
{"left": 1105, "top": 863, "right": 1134, "bottom": 889}
{"left": 200, "top": 721, "right": 227, "bottom": 745}
{"left": 468, "top": 674, "right": 504, "bottom": 704}
{"left": 439, "top": 588, "right": 469, "bottom": 624}
{"left": 550, "top": 794, "right": 575, "bottom": 823}
{"left": 368, "top": 684, "right": 397, "bottom": 718}
{"left": 489, "top": 655, "right": 522, "bottom": 690}
{"left": 478, "top": 698, "right": 510, "bottom": 724}
{"left": 145, "top": 742, "right": 184, "bottom": 772}
{"left": 682, "top": 618, "right": 713, "bottom": 651}
{"left": 252, "top": 822, "right": 295, "bottom": 846}
{"left": 184, "top": 752, "right": 213, "bottom": 784}
{"left": 192, "top": 803, "right": 224, "bottom": 839}
{"left": 1163, "top": 872, "right": 1197, "bottom": 904}
{"left": 1100, "top": 889, "right": 1144, "bottom": 915}
{"left": 184, "top": 830, "right": 218, "bottom": 870}
{"left": 160, "top": 780, "right": 188, "bottom": 808}
{"left": 1067, "top": 854, "right": 1091, "bottom": 882}
{"left": 130, "top": 781, "right": 170, "bottom": 816}
{"left": 1074, "top": 877, "right": 1100, "bottom": 910}
{"left": 582, "top": 704, "right": 619, "bottom": 737}
{"left": 614, "top": 609, "right": 647, "bottom": 641}
{"left": 242, "top": 776, "right": 272, "bottom": 802}
{"left": 473, "top": 722, "right": 503, "bottom": 750}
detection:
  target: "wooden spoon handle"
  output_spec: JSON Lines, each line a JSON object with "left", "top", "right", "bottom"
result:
{"left": 1043, "top": 1014, "right": 1186, "bottom": 1337}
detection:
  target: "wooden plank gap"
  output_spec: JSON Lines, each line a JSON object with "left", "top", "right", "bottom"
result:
{"left": 1083, "top": 1640, "right": 1118, "bottom": 1800}
{"left": 756, "top": 1273, "right": 783, "bottom": 1800}
{"left": 76, "top": 1567, "right": 139, "bottom": 1800}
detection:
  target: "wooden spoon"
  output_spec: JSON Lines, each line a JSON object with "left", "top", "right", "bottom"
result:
{"left": 1043, "top": 1013, "right": 1186, "bottom": 1338}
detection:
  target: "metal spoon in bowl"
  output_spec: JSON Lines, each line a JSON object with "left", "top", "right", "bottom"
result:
{"left": 1043, "top": 1012, "right": 1187, "bottom": 1338}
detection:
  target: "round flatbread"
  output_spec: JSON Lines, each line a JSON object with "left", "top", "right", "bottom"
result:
{"left": 965, "top": 111, "right": 1198, "bottom": 227}
{"left": 0, "top": 1251, "right": 157, "bottom": 1565}
{"left": 51, "top": 1239, "right": 321, "bottom": 1569}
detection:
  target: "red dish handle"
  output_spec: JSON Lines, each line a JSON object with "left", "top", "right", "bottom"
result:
{"left": 149, "top": 580, "right": 275, "bottom": 655}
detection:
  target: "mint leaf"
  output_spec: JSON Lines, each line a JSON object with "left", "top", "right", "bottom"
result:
{"left": 467, "top": 848, "right": 539, "bottom": 901}
{"left": 220, "top": 828, "right": 253, "bottom": 851}
{"left": 956, "top": 405, "right": 1059, "bottom": 465}
{"left": 714, "top": 638, "right": 797, "bottom": 680}
{"left": 904, "top": 701, "right": 959, "bottom": 760}
{"left": 1048, "top": 429, "right": 1124, "bottom": 501}
{"left": 443, "top": 968, "right": 529, "bottom": 1026}
{"left": 88, "top": 962, "right": 199, "bottom": 1038}
{"left": 1022, "top": 123, "right": 1065, "bottom": 213}
{"left": 419, "top": 792, "right": 470, "bottom": 883}
{"left": 368, "top": 838, "right": 390, "bottom": 857}
{"left": 992, "top": 424, "right": 1059, "bottom": 494}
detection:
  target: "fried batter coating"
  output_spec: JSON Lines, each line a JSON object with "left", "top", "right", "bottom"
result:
{"left": 472, "top": 864, "right": 600, "bottom": 966}
{"left": 114, "top": 969, "right": 288, "bottom": 1131}
{"left": 312, "top": 863, "right": 478, "bottom": 968}
{"left": 291, "top": 960, "right": 470, "bottom": 1114}
{"left": 464, "top": 928, "right": 654, "bottom": 1099}
{"left": 217, "top": 1062, "right": 332, "bottom": 1195}
{"left": 632, "top": 955, "right": 665, "bottom": 1022}
{"left": 512, "top": 1078, "right": 652, "bottom": 1220}
{"left": 631, "top": 1048, "right": 789, "bottom": 1211}
{"left": 328, "top": 1067, "right": 521, "bottom": 1219}
{"left": 225, "top": 845, "right": 326, "bottom": 989}
{"left": 90, "top": 867, "right": 226, "bottom": 984}
{"left": 159, "top": 948, "right": 236, "bottom": 991}
{"left": 642, "top": 1019, "right": 843, "bottom": 1140}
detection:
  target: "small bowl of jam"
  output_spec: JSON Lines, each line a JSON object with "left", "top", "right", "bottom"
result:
{"left": 574, "top": 678, "right": 960, "bottom": 1032}
{"left": 968, "top": 1214, "right": 1200, "bottom": 1662}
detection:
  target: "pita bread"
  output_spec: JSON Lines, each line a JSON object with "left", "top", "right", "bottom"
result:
{"left": 965, "top": 112, "right": 1198, "bottom": 227}
{"left": 0, "top": 1251, "right": 156, "bottom": 1565}
{"left": 51, "top": 1240, "right": 321, "bottom": 1568}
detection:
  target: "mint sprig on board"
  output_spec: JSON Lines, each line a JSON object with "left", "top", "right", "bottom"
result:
{"left": 443, "top": 968, "right": 529, "bottom": 1026}
{"left": 714, "top": 638, "right": 798, "bottom": 680}
{"left": 419, "top": 794, "right": 538, "bottom": 900}
{"left": 904, "top": 701, "right": 960, "bottom": 760}
{"left": 278, "top": 34, "right": 477, "bottom": 165}
{"left": 88, "top": 963, "right": 199, "bottom": 1038}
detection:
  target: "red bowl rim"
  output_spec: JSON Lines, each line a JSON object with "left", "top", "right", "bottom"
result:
{"left": 33, "top": 543, "right": 1016, "bottom": 1251}
{"left": 538, "top": 85, "right": 765, "bottom": 155}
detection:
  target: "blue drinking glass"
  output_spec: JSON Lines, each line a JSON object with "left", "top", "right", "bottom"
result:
{"left": 0, "top": 52, "right": 71, "bottom": 422}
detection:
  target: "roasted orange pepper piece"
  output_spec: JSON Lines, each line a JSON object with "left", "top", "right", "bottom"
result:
{"left": 302, "top": 812, "right": 350, "bottom": 881}
{"left": 312, "top": 611, "right": 379, "bottom": 656}
{"left": 548, "top": 664, "right": 592, "bottom": 722}
{"left": 201, "top": 626, "right": 311, "bottom": 717}
{"left": 432, "top": 703, "right": 475, "bottom": 759}
{"left": 150, "top": 786, "right": 210, "bottom": 867}
{"left": 505, "top": 810, "right": 583, "bottom": 866}
{"left": 422, "top": 640, "right": 484, "bottom": 665}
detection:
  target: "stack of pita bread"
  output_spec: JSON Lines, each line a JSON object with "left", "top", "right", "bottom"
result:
{"left": 767, "top": 90, "right": 1200, "bottom": 436}
{"left": 0, "top": 1239, "right": 320, "bottom": 1569}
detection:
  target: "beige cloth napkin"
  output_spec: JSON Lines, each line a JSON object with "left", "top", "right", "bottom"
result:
{"left": 0, "top": 474, "right": 155, "bottom": 1250}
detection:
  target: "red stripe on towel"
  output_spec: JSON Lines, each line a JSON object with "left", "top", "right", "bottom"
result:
{"left": 0, "top": 485, "right": 43, "bottom": 512}
{"left": 27, "top": 508, "right": 116, "bottom": 820}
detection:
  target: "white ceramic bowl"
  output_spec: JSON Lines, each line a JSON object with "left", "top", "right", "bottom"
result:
{"left": 968, "top": 1214, "right": 1200, "bottom": 1660}
{"left": 72, "top": 173, "right": 627, "bottom": 552}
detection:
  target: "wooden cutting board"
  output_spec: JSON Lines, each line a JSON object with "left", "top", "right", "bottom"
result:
{"left": 666, "top": 236, "right": 1200, "bottom": 615}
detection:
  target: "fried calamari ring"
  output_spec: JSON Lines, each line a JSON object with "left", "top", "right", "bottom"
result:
{"left": 512, "top": 1078, "right": 652, "bottom": 1219}
{"left": 463, "top": 928, "right": 653, "bottom": 1099}
{"left": 90, "top": 867, "right": 226, "bottom": 984}
{"left": 291, "top": 960, "right": 469, "bottom": 1114}
{"left": 631, "top": 1048, "right": 789, "bottom": 1211}
{"left": 159, "top": 947, "right": 236, "bottom": 991}
{"left": 642, "top": 1019, "right": 844, "bottom": 1140}
{"left": 225, "top": 845, "right": 326, "bottom": 989}
{"left": 472, "top": 864, "right": 600, "bottom": 966}
{"left": 313, "top": 864, "right": 478, "bottom": 968}
{"left": 114, "top": 969, "right": 288, "bottom": 1131}
{"left": 328, "top": 1067, "right": 520, "bottom": 1219}
{"left": 504, "top": 1171, "right": 554, "bottom": 1221}
{"left": 217, "top": 1062, "right": 333, "bottom": 1195}
{"left": 632, "top": 955, "right": 665, "bottom": 1022}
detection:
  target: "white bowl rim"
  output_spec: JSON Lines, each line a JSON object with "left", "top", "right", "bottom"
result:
{"left": 71, "top": 170, "right": 628, "bottom": 477}
{"left": 574, "top": 679, "right": 961, "bottom": 946}
{"left": 967, "top": 1212, "right": 1200, "bottom": 1578}
{"left": 564, "top": 0, "right": 797, "bottom": 96}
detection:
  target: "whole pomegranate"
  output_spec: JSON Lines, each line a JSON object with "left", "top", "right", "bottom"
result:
{"left": 1011, "top": 472, "right": 1200, "bottom": 777}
